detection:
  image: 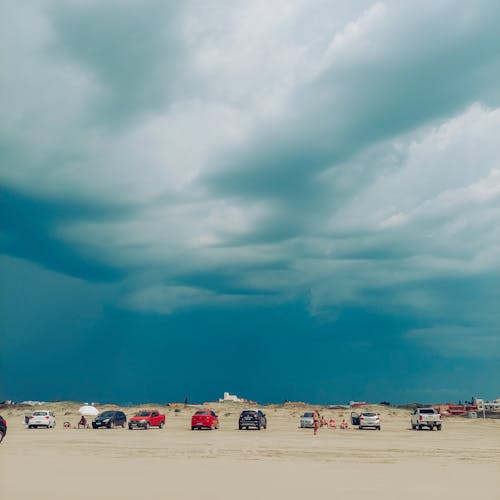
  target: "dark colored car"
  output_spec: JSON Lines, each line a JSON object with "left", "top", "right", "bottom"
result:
{"left": 92, "top": 410, "right": 127, "bottom": 429}
{"left": 238, "top": 409, "right": 267, "bottom": 430}
{"left": 0, "top": 415, "right": 6, "bottom": 443}
{"left": 351, "top": 411, "right": 360, "bottom": 426}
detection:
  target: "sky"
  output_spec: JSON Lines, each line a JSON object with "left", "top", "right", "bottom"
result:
{"left": 1, "top": 0, "right": 499, "bottom": 405}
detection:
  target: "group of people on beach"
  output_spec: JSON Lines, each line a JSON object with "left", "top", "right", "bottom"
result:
{"left": 312, "top": 410, "right": 349, "bottom": 435}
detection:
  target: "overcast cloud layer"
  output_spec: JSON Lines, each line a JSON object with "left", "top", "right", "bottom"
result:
{"left": 1, "top": 0, "right": 499, "bottom": 402}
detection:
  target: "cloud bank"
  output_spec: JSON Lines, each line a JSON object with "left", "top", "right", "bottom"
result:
{"left": 1, "top": 0, "right": 499, "bottom": 360}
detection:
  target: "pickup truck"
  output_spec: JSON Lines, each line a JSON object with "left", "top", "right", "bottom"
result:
{"left": 411, "top": 408, "right": 442, "bottom": 431}
{"left": 128, "top": 410, "right": 166, "bottom": 430}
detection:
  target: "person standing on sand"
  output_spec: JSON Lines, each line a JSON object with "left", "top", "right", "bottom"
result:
{"left": 313, "top": 409, "right": 320, "bottom": 435}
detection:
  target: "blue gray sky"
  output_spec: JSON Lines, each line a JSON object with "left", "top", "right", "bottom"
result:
{"left": 1, "top": 0, "right": 499, "bottom": 404}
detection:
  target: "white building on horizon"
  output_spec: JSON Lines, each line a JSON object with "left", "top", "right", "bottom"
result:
{"left": 473, "top": 397, "right": 500, "bottom": 410}
{"left": 219, "top": 392, "right": 245, "bottom": 403}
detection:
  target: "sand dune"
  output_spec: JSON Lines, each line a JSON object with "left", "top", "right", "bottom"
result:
{"left": 1, "top": 403, "right": 498, "bottom": 499}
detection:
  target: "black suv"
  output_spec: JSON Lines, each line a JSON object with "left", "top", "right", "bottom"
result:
{"left": 0, "top": 415, "right": 6, "bottom": 443}
{"left": 239, "top": 409, "right": 267, "bottom": 430}
{"left": 92, "top": 410, "right": 127, "bottom": 429}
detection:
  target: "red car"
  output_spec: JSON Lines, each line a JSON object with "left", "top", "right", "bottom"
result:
{"left": 191, "top": 410, "right": 219, "bottom": 430}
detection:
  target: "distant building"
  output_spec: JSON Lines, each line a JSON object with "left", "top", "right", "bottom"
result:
{"left": 473, "top": 397, "right": 500, "bottom": 411}
{"left": 219, "top": 392, "right": 245, "bottom": 403}
{"left": 218, "top": 391, "right": 260, "bottom": 404}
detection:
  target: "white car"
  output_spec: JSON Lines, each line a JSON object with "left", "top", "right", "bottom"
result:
{"left": 300, "top": 412, "right": 315, "bottom": 428}
{"left": 28, "top": 410, "right": 56, "bottom": 429}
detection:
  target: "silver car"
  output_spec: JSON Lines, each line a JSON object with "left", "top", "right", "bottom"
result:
{"left": 300, "top": 412, "right": 315, "bottom": 428}
{"left": 358, "top": 412, "right": 381, "bottom": 430}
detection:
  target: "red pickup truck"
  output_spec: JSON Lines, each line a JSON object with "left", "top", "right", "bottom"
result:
{"left": 128, "top": 410, "right": 166, "bottom": 430}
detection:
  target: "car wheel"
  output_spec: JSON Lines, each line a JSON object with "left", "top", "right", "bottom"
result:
{"left": 0, "top": 430, "right": 4, "bottom": 443}
{"left": 129, "top": 425, "right": 133, "bottom": 430}
{"left": 437, "top": 425, "right": 442, "bottom": 431}
{"left": 144, "top": 422, "right": 150, "bottom": 430}
{"left": 377, "top": 426, "right": 381, "bottom": 431}
{"left": 418, "top": 425, "right": 422, "bottom": 431}
{"left": 159, "top": 421, "right": 164, "bottom": 429}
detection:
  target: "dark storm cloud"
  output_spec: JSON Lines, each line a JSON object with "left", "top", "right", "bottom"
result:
{"left": 1, "top": 1, "right": 499, "bottom": 404}
{"left": 0, "top": 186, "right": 125, "bottom": 281}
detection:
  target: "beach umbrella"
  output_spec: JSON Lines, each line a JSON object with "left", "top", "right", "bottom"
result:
{"left": 78, "top": 405, "right": 99, "bottom": 417}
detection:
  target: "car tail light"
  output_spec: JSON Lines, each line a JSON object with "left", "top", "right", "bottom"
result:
{"left": 419, "top": 415, "right": 423, "bottom": 421}
{"left": 29, "top": 416, "right": 34, "bottom": 419}
{"left": 376, "top": 416, "right": 380, "bottom": 420}
{"left": 360, "top": 417, "right": 364, "bottom": 420}
{"left": 45, "top": 416, "right": 50, "bottom": 419}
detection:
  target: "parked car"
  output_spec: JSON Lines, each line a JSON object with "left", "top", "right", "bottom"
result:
{"left": 238, "top": 409, "right": 267, "bottom": 430}
{"left": 353, "top": 412, "right": 381, "bottom": 430}
{"left": 128, "top": 410, "right": 165, "bottom": 430}
{"left": 27, "top": 410, "right": 56, "bottom": 429}
{"left": 191, "top": 410, "right": 219, "bottom": 430}
{"left": 0, "top": 415, "right": 6, "bottom": 443}
{"left": 300, "top": 412, "right": 316, "bottom": 428}
{"left": 411, "top": 408, "right": 442, "bottom": 431}
{"left": 92, "top": 410, "right": 127, "bottom": 429}
{"left": 351, "top": 411, "right": 360, "bottom": 426}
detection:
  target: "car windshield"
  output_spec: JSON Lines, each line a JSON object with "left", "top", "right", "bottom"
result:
{"left": 136, "top": 411, "right": 151, "bottom": 417}
{"left": 33, "top": 411, "right": 48, "bottom": 416}
{"left": 241, "top": 411, "right": 257, "bottom": 416}
{"left": 420, "top": 409, "right": 436, "bottom": 414}
{"left": 303, "top": 412, "right": 314, "bottom": 417}
{"left": 100, "top": 411, "right": 115, "bottom": 418}
{"left": 361, "top": 413, "right": 377, "bottom": 417}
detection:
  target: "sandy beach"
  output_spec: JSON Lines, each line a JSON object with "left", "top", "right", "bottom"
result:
{"left": 1, "top": 403, "right": 498, "bottom": 499}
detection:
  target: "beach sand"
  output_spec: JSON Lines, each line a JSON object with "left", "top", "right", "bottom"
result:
{"left": 1, "top": 403, "right": 498, "bottom": 499}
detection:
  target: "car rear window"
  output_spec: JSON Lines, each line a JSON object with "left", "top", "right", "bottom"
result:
{"left": 419, "top": 409, "right": 436, "bottom": 414}
{"left": 100, "top": 411, "right": 115, "bottom": 417}
{"left": 195, "top": 411, "right": 209, "bottom": 415}
{"left": 33, "top": 411, "right": 48, "bottom": 416}
{"left": 303, "top": 412, "right": 314, "bottom": 417}
{"left": 241, "top": 411, "right": 257, "bottom": 416}
{"left": 361, "top": 413, "right": 377, "bottom": 417}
